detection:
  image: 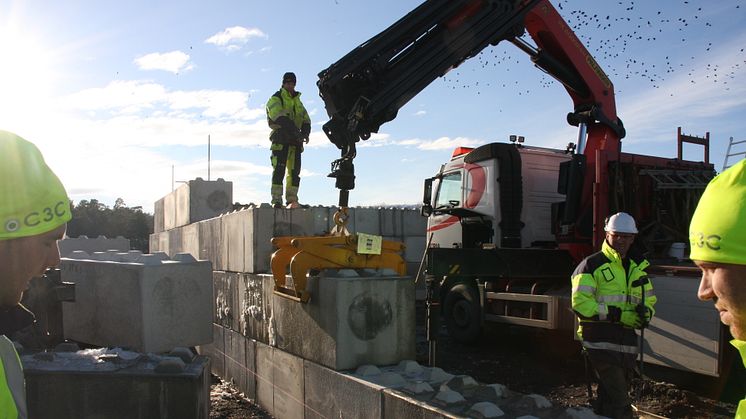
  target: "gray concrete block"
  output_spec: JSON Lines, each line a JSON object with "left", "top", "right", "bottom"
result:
{"left": 156, "top": 178, "right": 233, "bottom": 232}
{"left": 353, "top": 207, "right": 382, "bottom": 235}
{"left": 199, "top": 217, "right": 224, "bottom": 271}
{"left": 61, "top": 255, "right": 213, "bottom": 353}
{"left": 182, "top": 223, "right": 200, "bottom": 259}
{"left": 255, "top": 342, "right": 274, "bottom": 416}
{"left": 24, "top": 352, "right": 210, "bottom": 419}
{"left": 243, "top": 338, "right": 257, "bottom": 401}
{"left": 304, "top": 361, "right": 384, "bottom": 419}
{"left": 213, "top": 271, "right": 234, "bottom": 328}
{"left": 154, "top": 198, "right": 165, "bottom": 233}
{"left": 271, "top": 271, "right": 416, "bottom": 371}
{"left": 196, "top": 323, "right": 225, "bottom": 378}
{"left": 225, "top": 328, "right": 248, "bottom": 397}
{"left": 224, "top": 210, "right": 248, "bottom": 273}
{"left": 168, "top": 227, "right": 183, "bottom": 257}
{"left": 402, "top": 209, "right": 427, "bottom": 236}
{"left": 273, "top": 348, "right": 305, "bottom": 419}
{"left": 58, "top": 236, "right": 130, "bottom": 258}
{"left": 240, "top": 274, "right": 271, "bottom": 344}
{"left": 404, "top": 236, "right": 427, "bottom": 263}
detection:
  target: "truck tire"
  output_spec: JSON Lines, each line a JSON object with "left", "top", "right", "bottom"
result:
{"left": 443, "top": 283, "right": 482, "bottom": 343}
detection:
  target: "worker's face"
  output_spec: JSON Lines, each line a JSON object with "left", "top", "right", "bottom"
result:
{"left": 606, "top": 232, "right": 635, "bottom": 258}
{"left": 0, "top": 225, "right": 66, "bottom": 307}
{"left": 694, "top": 260, "right": 746, "bottom": 340}
{"left": 283, "top": 79, "right": 296, "bottom": 94}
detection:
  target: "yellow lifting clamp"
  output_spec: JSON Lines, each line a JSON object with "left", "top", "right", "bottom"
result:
{"left": 270, "top": 207, "right": 406, "bottom": 303}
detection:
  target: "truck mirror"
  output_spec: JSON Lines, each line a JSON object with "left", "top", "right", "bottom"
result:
{"left": 421, "top": 205, "right": 432, "bottom": 217}
{"left": 421, "top": 177, "right": 434, "bottom": 217}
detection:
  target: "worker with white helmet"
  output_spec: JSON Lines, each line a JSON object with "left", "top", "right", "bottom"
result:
{"left": 689, "top": 159, "right": 746, "bottom": 418}
{"left": 0, "top": 130, "right": 71, "bottom": 418}
{"left": 571, "top": 211, "right": 657, "bottom": 419}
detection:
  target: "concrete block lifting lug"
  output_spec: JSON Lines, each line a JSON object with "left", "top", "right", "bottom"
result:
{"left": 270, "top": 208, "right": 406, "bottom": 303}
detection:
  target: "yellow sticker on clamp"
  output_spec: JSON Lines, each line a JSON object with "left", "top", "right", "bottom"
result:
{"left": 357, "top": 233, "right": 383, "bottom": 255}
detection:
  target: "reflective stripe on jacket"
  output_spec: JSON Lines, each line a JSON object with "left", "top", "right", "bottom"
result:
{"left": 571, "top": 240, "right": 657, "bottom": 353}
{"left": 0, "top": 335, "right": 26, "bottom": 418}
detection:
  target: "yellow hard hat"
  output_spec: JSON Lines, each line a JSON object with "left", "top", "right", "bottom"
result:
{"left": 689, "top": 159, "right": 746, "bottom": 265}
{"left": 0, "top": 130, "right": 71, "bottom": 240}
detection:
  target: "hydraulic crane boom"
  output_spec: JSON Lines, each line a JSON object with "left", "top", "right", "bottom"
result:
{"left": 318, "top": 0, "right": 626, "bottom": 254}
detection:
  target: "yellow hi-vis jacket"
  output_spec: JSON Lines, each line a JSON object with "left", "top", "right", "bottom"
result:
{"left": 571, "top": 240, "right": 657, "bottom": 354}
{"left": 0, "top": 335, "right": 26, "bottom": 418}
{"left": 265, "top": 88, "right": 311, "bottom": 145}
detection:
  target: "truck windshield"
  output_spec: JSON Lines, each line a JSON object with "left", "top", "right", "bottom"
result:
{"left": 434, "top": 172, "right": 462, "bottom": 208}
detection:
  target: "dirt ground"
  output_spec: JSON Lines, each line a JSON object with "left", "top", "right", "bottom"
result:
{"left": 210, "top": 305, "right": 742, "bottom": 419}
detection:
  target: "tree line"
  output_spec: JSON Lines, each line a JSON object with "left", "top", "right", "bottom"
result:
{"left": 66, "top": 198, "right": 153, "bottom": 252}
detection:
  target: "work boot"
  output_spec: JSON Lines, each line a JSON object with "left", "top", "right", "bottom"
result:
{"left": 272, "top": 202, "right": 284, "bottom": 209}
{"left": 287, "top": 202, "right": 309, "bottom": 209}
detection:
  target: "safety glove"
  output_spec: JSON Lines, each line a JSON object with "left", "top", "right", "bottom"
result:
{"left": 636, "top": 305, "right": 651, "bottom": 328}
{"left": 620, "top": 310, "right": 642, "bottom": 329}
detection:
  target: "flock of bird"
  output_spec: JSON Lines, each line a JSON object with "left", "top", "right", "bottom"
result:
{"left": 440, "top": 0, "right": 744, "bottom": 99}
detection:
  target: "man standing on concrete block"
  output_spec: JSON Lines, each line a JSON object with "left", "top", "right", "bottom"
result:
{"left": 266, "top": 72, "right": 311, "bottom": 209}
{"left": 0, "top": 130, "right": 71, "bottom": 418}
{"left": 689, "top": 159, "right": 746, "bottom": 419}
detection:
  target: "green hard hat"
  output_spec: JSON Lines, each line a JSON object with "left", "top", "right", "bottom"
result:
{"left": 0, "top": 130, "right": 71, "bottom": 240}
{"left": 689, "top": 159, "right": 746, "bottom": 265}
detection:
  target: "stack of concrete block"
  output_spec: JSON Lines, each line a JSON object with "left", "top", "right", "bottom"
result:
{"left": 58, "top": 235, "right": 130, "bottom": 258}
{"left": 150, "top": 205, "right": 427, "bottom": 275}
{"left": 60, "top": 251, "right": 213, "bottom": 353}
{"left": 154, "top": 177, "right": 233, "bottom": 234}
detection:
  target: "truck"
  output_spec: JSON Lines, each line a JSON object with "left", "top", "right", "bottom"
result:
{"left": 316, "top": 0, "right": 729, "bottom": 379}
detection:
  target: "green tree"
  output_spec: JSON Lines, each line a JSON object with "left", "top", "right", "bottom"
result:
{"left": 67, "top": 198, "right": 154, "bottom": 252}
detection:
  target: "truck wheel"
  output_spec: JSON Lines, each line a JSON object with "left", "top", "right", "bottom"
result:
{"left": 443, "top": 283, "right": 482, "bottom": 343}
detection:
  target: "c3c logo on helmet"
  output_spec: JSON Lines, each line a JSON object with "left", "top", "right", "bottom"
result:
{"left": 690, "top": 232, "right": 721, "bottom": 250}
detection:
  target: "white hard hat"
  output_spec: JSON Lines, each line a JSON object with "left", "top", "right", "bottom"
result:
{"left": 604, "top": 212, "right": 638, "bottom": 234}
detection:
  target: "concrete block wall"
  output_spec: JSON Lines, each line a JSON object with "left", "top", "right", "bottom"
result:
{"left": 150, "top": 205, "right": 427, "bottom": 275}
{"left": 58, "top": 235, "right": 130, "bottom": 258}
{"left": 23, "top": 349, "right": 210, "bottom": 419}
{"left": 61, "top": 251, "right": 214, "bottom": 353}
{"left": 154, "top": 178, "right": 233, "bottom": 233}
{"left": 199, "top": 328, "right": 600, "bottom": 419}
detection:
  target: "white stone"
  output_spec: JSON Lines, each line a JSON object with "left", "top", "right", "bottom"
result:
{"left": 434, "top": 389, "right": 466, "bottom": 405}
{"left": 61, "top": 256, "right": 213, "bottom": 353}
{"left": 527, "top": 394, "right": 552, "bottom": 409}
{"left": 373, "top": 372, "right": 406, "bottom": 388}
{"left": 355, "top": 365, "right": 381, "bottom": 377}
{"left": 466, "top": 402, "right": 505, "bottom": 418}
{"left": 403, "top": 381, "right": 433, "bottom": 395}
{"left": 423, "top": 367, "right": 454, "bottom": 384}
{"left": 396, "top": 360, "right": 424, "bottom": 376}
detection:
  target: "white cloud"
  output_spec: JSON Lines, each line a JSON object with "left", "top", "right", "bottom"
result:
{"left": 134, "top": 51, "right": 193, "bottom": 74}
{"left": 359, "top": 135, "right": 483, "bottom": 150}
{"left": 413, "top": 110, "right": 426, "bottom": 116}
{"left": 63, "top": 80, "right": 264, "bottom": 121}
{"left": 205, "top": 26, "right": 267, "bottom": 50}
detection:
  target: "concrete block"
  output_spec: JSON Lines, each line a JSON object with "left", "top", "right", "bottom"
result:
{"left": 155, "top": 178, "right": 233, "bottom": 232}
{"left": 404, "top": 236, "right": 427, "bottom": 263}
{"left": 168, "top": 226, "right": 183, "bottom": 257}
{"left": 223, "top": 210, "right": 248, "bottom": 273}
{"left": 402, "top": 209, "right": 427, "bottom": 236}
{"left": 154, "top": 198, "right": 165, "bottom": 234}
{"left": 196, "top": 323, "right": 225, "bottom": 378}
{"left": 181, "top": 223, "right": 200, "bottom": 259}
{"left": 23, "top": 351, "right": 210, "bottom": 419}
{"left": 273, "top": 348, "right": 305, "bottom": 419}
{"left": 304, "top": 361, "right": 384, "bottom": 419}
{"left": 243, "top": 338, "right": 257, "bottom": 401}
{"left": 198, "top": 216, "right": 224, "bottom": 271}
{"left": 352, "top": 207, "right": 381, "bottom": 234}
{"left": 61, "top": 254, "right": 213, "bottom": 353}
{"left": 239, "top": 274, "right": 272, "bottom": 344}
{"left": 225, "top": 328, "right": 248, "bottom": 397}
{"left": 255, "top": 342, "right": 274, "bottom": 416}
{"left": 213, "top": 271, "right": 240, "bottom": 331}
{"left": 270, "top": 271, "right": 416, "bottom": 371}
{"left": 58, "top": 236, "right": 130, "bottom": 258}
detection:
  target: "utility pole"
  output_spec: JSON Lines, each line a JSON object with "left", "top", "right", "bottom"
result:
{"left": 208, "top": 134, "right": 211, "bottom": 181}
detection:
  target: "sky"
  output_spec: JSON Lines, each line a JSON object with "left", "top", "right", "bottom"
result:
{"left": 1, "top": 0, "right": 745, "bottom": 213}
